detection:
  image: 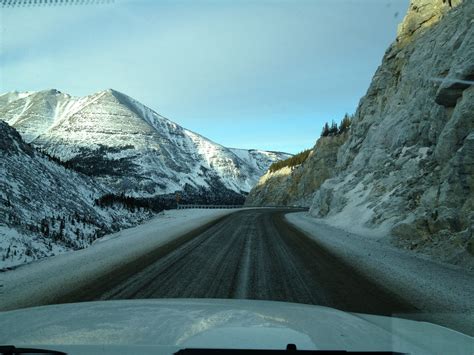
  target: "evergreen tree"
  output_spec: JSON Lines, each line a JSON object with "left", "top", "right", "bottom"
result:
{"left": 4, "top": 197, "right": 11, "bottom": 208}
{"left": 40, "top": 218, "right": 49, "bottom": 237}
{"left": 339, "top": 113, "right": 352, "bottom": 134}
{"left": 320, "top": 113, "right": 353, "bottom": 138}
{"left": 59, "top": 218, "right": 65, "bottom": 237}
{"left": 321, "top": 122, "right": 330, "bottom": 137}
{"left": 329, "top": 120, "right": 338, "bottom": 136}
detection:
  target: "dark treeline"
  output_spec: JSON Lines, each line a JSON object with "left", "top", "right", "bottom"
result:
{"left": 178, "top": 183, "right": 247, "bottom": 206}
{"left": 95, "top": 193, "right": 175, "bottom": 212}
{"left": 267, "top": 113, "right": 353, "bottom": 173}
{"left": 321, "top": 114, "right": 352, "bottom": 137}
{"left": 268, "top": 149, "right": 312, "bottom": 173}
{"left": 35, "top": 145, "right": 136, "bottom": 177}
{"left": 95, "top": 188, "right": 245, "bottom": 211}
{"left": 36, "top": 148, "right": 68, "bottom": 167}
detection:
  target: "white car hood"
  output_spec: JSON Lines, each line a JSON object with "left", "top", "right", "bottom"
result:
{"left": 0, "top": 299, "right": 472, "bottom": 354}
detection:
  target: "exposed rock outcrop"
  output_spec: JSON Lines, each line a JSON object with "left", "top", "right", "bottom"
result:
{"left": 396, "top": 0, "right": 462, "bottom": 46}
{"left": 245, "top": 133, "right": 349, "bottom": 206}
{"left": 312, "top": 0, "right": 473, "bottom": 264}
{"left": 246, "top": 0, "right": 474, "bottom": 266}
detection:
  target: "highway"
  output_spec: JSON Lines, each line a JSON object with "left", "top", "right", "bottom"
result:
{"left": 57, "top": 209, "right": 417, "bottom": 316}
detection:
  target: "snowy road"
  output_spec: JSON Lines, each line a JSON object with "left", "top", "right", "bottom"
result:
{"left": 57, "top": 209, "right": 417, "bottom": 316}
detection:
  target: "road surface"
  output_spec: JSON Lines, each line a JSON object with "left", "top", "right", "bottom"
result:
{"left": 56, "top": 209, "right": 417, "bottom": 316}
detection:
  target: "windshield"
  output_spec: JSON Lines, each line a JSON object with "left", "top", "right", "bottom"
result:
{"left": 0, "top": 0, "right": 473, "bottom": 354}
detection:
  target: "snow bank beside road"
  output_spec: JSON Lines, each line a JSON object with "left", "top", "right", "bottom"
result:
{"left": 0, "top": 209, "right": 240, "bottom": 311}
{"left": 286, "top": 212, "right": 474, "bottom": 336}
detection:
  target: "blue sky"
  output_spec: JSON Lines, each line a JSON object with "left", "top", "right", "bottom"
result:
{"left": 0, "top": 0, "right": 409, "bottom": 154}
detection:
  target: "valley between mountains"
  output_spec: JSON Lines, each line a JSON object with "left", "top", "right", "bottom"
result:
{"left": 0, "top": 0, "right": 473, "bottom": 339}
{"left": 0, "top": 89, "right": 290, "bottom": 268}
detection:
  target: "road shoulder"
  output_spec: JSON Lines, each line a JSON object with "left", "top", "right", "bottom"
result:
{"left": 285, "top": 212, "right": 474, "bottom": 336}
{"left": 0, "top": 209, "right": 242, "bottom": 311}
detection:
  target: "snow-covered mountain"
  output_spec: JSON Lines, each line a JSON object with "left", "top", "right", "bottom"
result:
{"left": 0, "top": 89, "right": 290, "bottom": 267}
{"left": 0, "top": 121, "right": 153, "bottom": 269}
{"left": 229, "top": 148, "right": 292, "bottom": 174}
{"left": 0, "top": 89, "right": 290, "bottom": 202}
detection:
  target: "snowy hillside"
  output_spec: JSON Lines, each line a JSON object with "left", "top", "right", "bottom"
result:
{"left": 229, "top": 148, "right": 292, "bottom": 174}
{"left": 0, "top": 121, "right": 152, "bottom": 269}
{"left": 0, "top": 89, "right": 290, "bottom": 201}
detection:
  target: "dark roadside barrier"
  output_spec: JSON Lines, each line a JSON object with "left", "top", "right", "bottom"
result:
{"left": 177, "top": 204, "right": 243, "bottom": 210}
{"left": 176, "top": 204, "right": 308, "bottom": 210}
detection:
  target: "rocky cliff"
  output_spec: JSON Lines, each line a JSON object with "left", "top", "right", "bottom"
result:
{"left": 246, "top": 0, "right": 474, "bottom": 266}
{"left": 246, "top": 132, "right": 349, "bottom": 207}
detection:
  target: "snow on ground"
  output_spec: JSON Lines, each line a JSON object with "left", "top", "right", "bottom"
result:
{"left": 0, "top": 225, "right": 70, "bottom": 269}
{"left": 286, "top": 212, "right": 474, "bottom": 336}
{"left": 0, "top": 209, "right": 241, "bottom": 311}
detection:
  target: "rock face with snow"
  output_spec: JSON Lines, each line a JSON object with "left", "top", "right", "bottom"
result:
{"left": 0, "top": 121, "right": 152, "bottom": 269}
{"left": 246, "top": 0, "right": 474, "bottom": 266}
{"left": 246, "top": 133, "right": 349, "bottom": 207}
{"left": 0, "top": 89, "right": 290, "bottom": 203}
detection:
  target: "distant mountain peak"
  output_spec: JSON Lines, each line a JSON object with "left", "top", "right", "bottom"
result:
{"left": 0, "top": 89, "right": 291, "bottom": 197}
{"left": 99, "top": 88, "right": 126, "bottom": 97}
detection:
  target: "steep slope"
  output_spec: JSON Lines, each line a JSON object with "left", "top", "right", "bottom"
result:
{"left": 0, "top": 121, "right": 152, "bottom": 269}
{"left": 246, "top": 133, "right": 349, "bottom": 207}
{"left": 246, "top": 0, "right": 474, "bottom": 266}
{"left": 0, "top": 89, "right": 290, "bottom": 202}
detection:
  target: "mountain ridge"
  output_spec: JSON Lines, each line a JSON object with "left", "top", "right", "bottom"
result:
{"left": 0, "top": 89, "right": 290, "bottom": 268}
{"left": 0, "top": 88, "right": 291, "bottom": 201}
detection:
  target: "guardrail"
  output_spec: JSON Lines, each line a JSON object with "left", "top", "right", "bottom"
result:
{"left": 176, "top": 204, "right": 308, "bottom": 210}
{"left": 246, "top": 205, "right": 308, "bottom": 210}
{"left": 177, "top": 204, "right": 243, "bottom": 210}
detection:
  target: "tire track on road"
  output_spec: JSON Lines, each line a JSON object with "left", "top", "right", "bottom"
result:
{"left": 89, "top": 209, "right": 417, "bottom": 317}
